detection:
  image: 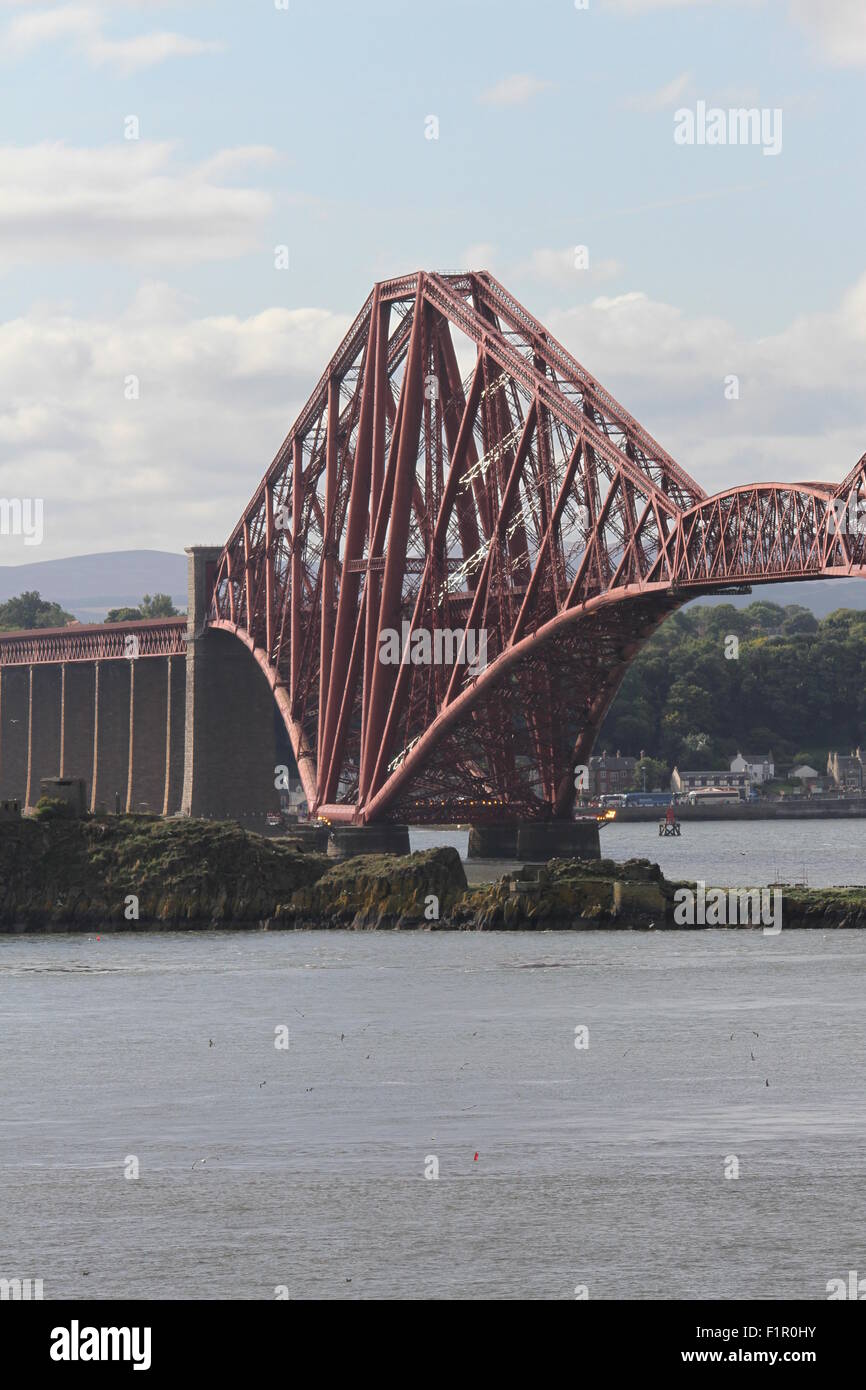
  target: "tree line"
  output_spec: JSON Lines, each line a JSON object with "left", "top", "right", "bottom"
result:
{"left": 0, "top": 592, "right": 180, "bottom": 630}
{"left": 599, "top": 600, "right": 866, "bottom": 776}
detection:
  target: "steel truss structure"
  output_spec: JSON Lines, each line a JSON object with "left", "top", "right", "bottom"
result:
{"left": 0, "top": 618, "right": 187, "bottom": 667}
{"left": 194, "top": 270, "right": 866, "bottom": 824}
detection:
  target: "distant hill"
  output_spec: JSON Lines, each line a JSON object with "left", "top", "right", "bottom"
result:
{"left": 0, "top": 550, "right": 188, "bottom": 622}
{"left": 1, "top": 552, "right": 865, "bottom": 625}
{"left": 687, "top": 577, "right": 866, "bottom": 618}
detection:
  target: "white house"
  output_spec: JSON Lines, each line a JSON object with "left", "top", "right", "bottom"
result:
{"left": 671, "top": 768, "right": 750, "bottom": 795}
{"left": 790, "top": 764, "right": 820, "bottom": 786}
{"left": 730, "top": 751, "right": 774, "bottom": 784}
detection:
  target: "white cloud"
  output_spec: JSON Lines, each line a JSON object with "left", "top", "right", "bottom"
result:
{"left": 625, "top": 71, "right": 693, "bottom": 112}
{"left": 5, "top": 270, "right": 866, "bottom": 563}
{"left": 478, "top": 74, "right": 552, "bottom": 107}
{"left": 544, "top": 273, "right": 866, "bottom": 495}
{"left": 2, "top": 3, "right": 225, "bottom": 72}
{"left": 0, "top": 142, "right": 275, "bottom": 269}
{"left": 6, "top": 4, "right": 94, "bottom": 47}
{"left": 523, "top": 247, "right": 624, "bottom": 286}
{"left": 787, "top": 0, "right": 866, "bottom": 67}
{"left": 460, "top": 244, "right": 622, "bottom": 288}
{"left": 0, "top": 286, "right": 349, "bottom": 560}
{"left": 605, "top": 0, "right": 866, "bottom": 68}
{"left": 87, "top": 30, "right": 223, "bottom": 73}
{"left": 460, "top": 242, "right": 499, "bottom": 272}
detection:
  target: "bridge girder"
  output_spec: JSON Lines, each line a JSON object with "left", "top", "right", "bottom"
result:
{"left": 207, "top": 272, "right": 866, "bottom": 823}
{"left": 9, "top": 273, "right": 858, "bottom": 826}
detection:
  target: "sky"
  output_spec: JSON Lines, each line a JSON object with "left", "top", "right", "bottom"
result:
{"left": 1, "top": 0, "right": 866, "bottom": 562}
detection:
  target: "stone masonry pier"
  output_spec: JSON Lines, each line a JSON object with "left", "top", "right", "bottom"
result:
{"left": 0, "top": 548, "right": 283, "bottom": 822}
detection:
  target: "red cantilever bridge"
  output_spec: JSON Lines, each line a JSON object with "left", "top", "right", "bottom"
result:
{"left": 2, "top": 270, "right": 866, "bottom": 826}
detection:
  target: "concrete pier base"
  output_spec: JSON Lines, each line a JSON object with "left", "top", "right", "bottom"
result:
{"left": 40, "top": 777, "right": 87, "bottom": 817}
{"left": 328, "top": 823, "right": 410, "bottom": 860}
{"left": 286, "top": 823, "right": 330, "bottom": 852}
{"left": 181, "top": 546, "right": 281, "bottom": 822}
{"left": 469, "top": 819, "right": 600, "bottom": 860}
{"left": 0, "top": 667, "right": 29, "bottom": 803}
{"left": 27, "top": 666, "right": 63, "bottom": 807}
{"left": 516, "top": 819, "right": 600, "bottom": 861}
{"left": 468, "top": 822, "right": 518, "bottom": 859}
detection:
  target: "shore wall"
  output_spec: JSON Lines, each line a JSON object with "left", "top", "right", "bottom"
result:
{"left": 613, "top": 799, "right": 866, "bottom": 822}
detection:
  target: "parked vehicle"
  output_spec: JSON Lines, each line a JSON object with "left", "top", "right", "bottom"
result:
{"left": 622, "top": 792, "right": 675, "bottom": 808}
{"left": 687, "top": 788, "right": 744, "bottom": 806}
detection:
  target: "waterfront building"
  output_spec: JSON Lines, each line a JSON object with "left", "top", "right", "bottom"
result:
{"left": 826, "top": 749, "right": 864, "bottom": 791}
{"left": 589, "top": 750, "right": 637, "bottom": 797}
{"left": 730, "top": 750, "right": 774, "bottom": 784}
{"left": 671, "top": 767, "right": 751, "bottom": 796}
{"left": 789, "top": 764, "right": 821, "bottom": 789}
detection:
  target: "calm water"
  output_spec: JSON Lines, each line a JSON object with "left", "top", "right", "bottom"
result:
{"left": 411, "top": 818, "right": 866, "bottom": 887}
{"left": 2, "top": 929, "right": 865, "bottom": 1300}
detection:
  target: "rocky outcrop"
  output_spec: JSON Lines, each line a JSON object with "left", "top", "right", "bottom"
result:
{"left": 0, "top": 816, "right": 329, "bottom": 928}
{"left": 283, "top": 847, "right": 467, "bottom": 929}
{"left": 3, "top": 819, "right": 866, "bottom": 931}
{"left": 451, "top": 856, "right": 675, "bottom": 930}
{"left": 780, "top": 888, "right": 866, "bottom": 929}
{"left": 0, "top": 821, "right": 467, "bottom": 931}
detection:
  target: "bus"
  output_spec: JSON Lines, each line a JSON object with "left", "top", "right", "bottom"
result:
{"left": 622, "top": 791, "right": 676, "bottom": 808}
{"left": 687, "top": 788, "right": 745, "bottom": 806}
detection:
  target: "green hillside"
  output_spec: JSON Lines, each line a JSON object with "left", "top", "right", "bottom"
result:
{"left": 600, "top": 601, "right": 866, "bottom": 773}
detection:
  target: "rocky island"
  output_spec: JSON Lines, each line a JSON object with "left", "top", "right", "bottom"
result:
{"left": 1, "top": 805, "right": 865, "bottom": 931}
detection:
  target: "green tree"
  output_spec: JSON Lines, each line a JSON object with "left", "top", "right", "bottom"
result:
{"left": 599, "top": 599, "right": 866, "bottom": 772}
{"left": 105, "top": 607, "right": 143, "bottom": 623}
{"left": 140, "top": 593, "right": 178, "bottom": 618}
{"left": 0, "top": 591, "right": 75, "bottom": 630}
{"left": 105, "top": 594, "right": 179, "bottom": 622}
{"left": 743, "top": 601, "right": 786, "bottom": 632}
{"left": 792, "top": 750, "right": 823, "bottom": 770}
{"left": 781, "top": 606, "right": 818, "bottom": 636}
{"left": 630, "top": 756, "right": 669, "bottom": 792}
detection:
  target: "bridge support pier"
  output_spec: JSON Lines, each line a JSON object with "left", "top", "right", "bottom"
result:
{"left": 328, "top": 823, "right": 410, "bottom": 859}
{"left": 468, "top": 819, "right": 601, "bottom": 861}
{"left": 467, "top": 822, "right": 519, "bottom": 859}
{"left": 61, "top": 663, "right": 95, "bottom": 789}
{"left": 181, "top": 546, "right": 282, "bottom": 825}
{"left": 0, "top": 667, "right": 29, "bottom": 803}
{"left": 91, "top": 660, "right": 131, "bottom": 813}
{"left": 25, "top": 665, "right": 63, "bottom": 808}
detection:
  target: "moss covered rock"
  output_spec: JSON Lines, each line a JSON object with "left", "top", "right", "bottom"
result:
{"left": 451, "top": 856, "right": 680, "bottom": 930}
{"left": 0, "top": 816, "right": 329, "bottom": 928}
{"left": 285, "top": 846, "right": 467, "bottom": 928}
{"left": 4, "top": 822, "right": 866, "bottom": 932}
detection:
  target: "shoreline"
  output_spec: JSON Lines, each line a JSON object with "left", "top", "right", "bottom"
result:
{"left": 3, "top": 814, "right": 866, "bottom": 932}
{"left": 610, "top": 799, "right": 866, "bottom": 822}
{"left": 3, "top": 916, "right": 865, "bottom": 933}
